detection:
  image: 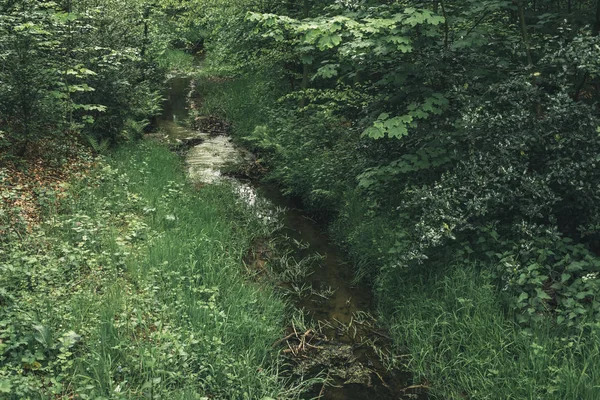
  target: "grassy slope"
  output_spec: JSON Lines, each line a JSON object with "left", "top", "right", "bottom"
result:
{"left": 0, "top": 142, "right": 291, "bottom": 399}
{"left": 193, "top": 72, "right": 600, "bottom": 400}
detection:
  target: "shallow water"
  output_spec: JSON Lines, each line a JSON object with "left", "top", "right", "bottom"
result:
{"left": 158, "top": 76, "right": 427, "bottom": 400}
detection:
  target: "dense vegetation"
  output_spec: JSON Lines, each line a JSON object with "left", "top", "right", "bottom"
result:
{"left": 1, "top": 142, "right": 298, "bottom": 398}
{"left": 2, "top": 0, "right": 600, "bottom": 398}
{"left": 187, "top": 0, "right": 600, "bottom": 398}
{"left": 0, "top": 1, "right": 296, "bottom": 398}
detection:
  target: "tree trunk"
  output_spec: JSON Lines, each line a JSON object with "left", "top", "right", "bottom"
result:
{"left": 440, "top": 0, "right": 449, "bottom": 49}
{"left": 515, "top": 0, "right": 533, "bottom": 66}
{"left": 141, "top": 6, "right": 151, "bottom": 58}
{"left": 299, "top": 0, "right": 310, "bottom": 108}
{"left": 595, "top": 0, "right": 600, "bottom": 35}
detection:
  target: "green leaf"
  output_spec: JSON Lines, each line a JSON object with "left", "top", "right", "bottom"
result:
{"left": 33, "top": 324, "right": 50, "bottom": 347}
{"left": 317, "top": 33, "right": 342, "bottom": 49}
{"left": 0, "top": 379, "right": 11, "bottom": 394}
{"left": 428, "top": 15, "right": 445, "bottom": 25}
{"left": 300, "top": 54, "right": 314, "bottom": 64}
{"left": 60, "top": 331, "right": 81, "bottom": 349}
{"left": 364, "top": 126, "right": 385, "bottom": 139}
{"left": 304, "top": 29, "right": 321, "bottom": 44}
{"left": 517, "top": 292, "right": 529, "bottom": 303}
{"left": 314, "top": 64, "right": 338, "bottom": 79}
{"left": 535, "top": 288, "right": 552, "bottom": 301}
{"left": 576, "top": 291, "right": 591, "bottom": 300}
{"left": 397, "top": 44, "right": 413, "bottom": 53}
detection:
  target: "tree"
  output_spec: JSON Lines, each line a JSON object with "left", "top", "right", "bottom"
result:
{"left": 0, "top": 0, "right": 163, "bottom": 161}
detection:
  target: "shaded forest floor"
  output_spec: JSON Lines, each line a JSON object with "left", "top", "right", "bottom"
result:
{"left": 0, "top": 141, "right": 94, "bottom": 233}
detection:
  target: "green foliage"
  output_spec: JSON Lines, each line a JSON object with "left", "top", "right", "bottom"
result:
{"left": 247, "top": 4, "right": 449, "bottom": 138}
{"left": 388, "top": 266, "right": 600, "bottom": 399}
{"left": 496, "top": 232, "right": 600, "bottom": 327}
{"left": 184, "top": 0, "right": 600, "bottom": 397}
{"left": 0, "top": 0, "right": 163, "bottom": 160}
{"left": 363, "top": 94, "right": 449, "bottom": 139}
{"left": 358, "top": 147, "right": 454, "bottom": 190}
{"left": 5, "top": 0, "right": 600, "bottom": 397}
{"left": 0, "top": 143, "right": 294, "bottom": 399}
{"left": 155, "top": 48, "right": 196, "bottom": 71}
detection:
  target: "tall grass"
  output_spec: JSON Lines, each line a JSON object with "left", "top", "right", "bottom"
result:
{"left": 156, "top": 48, "right": 196, "bottom": 72}
{"left": 0, "top": 141, "right": 296, "bottom": 399}
{"left": 71, "top": 142, "right": 291, "bottom": 398}
{"left": 386, "top": 266, "right": 600, "bottom": 399}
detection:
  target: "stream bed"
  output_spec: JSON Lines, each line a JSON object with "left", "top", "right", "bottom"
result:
{"left": 156, "top": 76, "right": 427, "bottom": 400}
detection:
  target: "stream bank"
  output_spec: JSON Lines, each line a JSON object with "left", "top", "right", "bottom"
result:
{"left": 158, "top": 75, "right": 428, "bottom": 400}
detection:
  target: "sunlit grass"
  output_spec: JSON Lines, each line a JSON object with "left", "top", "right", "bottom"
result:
{"left": 74, "top": 142, "right": 291, "bottom": 398}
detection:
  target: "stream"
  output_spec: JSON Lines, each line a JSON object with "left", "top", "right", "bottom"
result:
{"left": 157, "top": 76, "right": 427, "bottom": 400}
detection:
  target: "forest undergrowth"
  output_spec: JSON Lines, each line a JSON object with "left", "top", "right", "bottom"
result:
{"left": 4, "top": 0, "right": 600, "bottom": 398}
{"left": 192, "top": 71, "right": 600, "bottom": 399}
{"left": 0, "top": 141, "right": 298, "bottom": 399}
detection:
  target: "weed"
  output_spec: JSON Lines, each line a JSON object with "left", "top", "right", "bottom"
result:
{"left": 0, "top": 141, "right": 304, "bottom": 399}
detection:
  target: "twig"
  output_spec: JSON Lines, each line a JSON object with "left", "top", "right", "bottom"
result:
{"left": 272, "top": 332, "right": 296, "bottom": 348}
{"left": 304, "top": 342, "right": 323, "bottom": 350}
{"left": 299, "top": 333, "right": 305, "bottom": 352}
{"left": 401, "top": 384, "right": 429, "bottom": 391}
{"left": 286, "top": 340, "right": 297, "bottom": 356}
{"left": 373, "top": 369, "right": 390, "bottom": 389}
{"left": 370, "top": 330, "right": 392, "bottom": 340}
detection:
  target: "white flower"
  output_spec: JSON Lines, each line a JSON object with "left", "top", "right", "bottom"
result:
{"left": 582, "top": 272, "right": 598, "bottom": 282}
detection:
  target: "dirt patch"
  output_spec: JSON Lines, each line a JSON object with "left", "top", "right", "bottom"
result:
{"left": 190, "top": 115, "right": 231, "bottom": 135}
{"left": 0, "top": 140, "right": 94, "bottom": 234}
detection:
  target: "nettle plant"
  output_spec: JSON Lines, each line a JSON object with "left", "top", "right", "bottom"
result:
{"left": 494, "top": 228, "right": 600, "bottom": 328}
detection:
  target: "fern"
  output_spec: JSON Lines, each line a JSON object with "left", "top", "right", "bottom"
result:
{"left": 84, "top": 135, "right": 110, "bottom": 154}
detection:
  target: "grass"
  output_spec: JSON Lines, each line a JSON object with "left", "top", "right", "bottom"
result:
{"left": 156, "top": 48, "right": 197, "bottom": 72}
{"left": 0, "top": 141, "right": 299, "bottom": 399}
{"left": 385, "top": 266, "right": 600, "bottom": 399}
{"left": 190, "top": 70, "right": 600, "bottom": 400}
{"left": 191, "top": 72, "right": 282, "bottom": 139}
